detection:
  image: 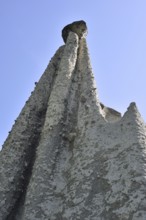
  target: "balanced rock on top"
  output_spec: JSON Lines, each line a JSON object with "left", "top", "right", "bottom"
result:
{"left": 62, "top": 20, "right": 87, "bottom": 43}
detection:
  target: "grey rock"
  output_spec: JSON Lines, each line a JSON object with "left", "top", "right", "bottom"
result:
{"left": 0, "top": 23, "right": 146, "bottom": 220}
{"left": 62, "top": 20, "right": 87, "bottom": 43}
{"left": 100, "top": 102, "right": 121, "bottom": 122}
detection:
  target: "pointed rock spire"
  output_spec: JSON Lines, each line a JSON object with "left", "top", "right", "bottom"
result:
{"left": 0, "top": 21, "right": 146, "bottom": 220}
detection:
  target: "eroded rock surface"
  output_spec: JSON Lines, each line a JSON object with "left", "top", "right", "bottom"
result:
{"left": 100, "top": 102, "right": 122, "bottom": 122}
{"left": 0, "top": 22, "right": 146, "bottom": 220}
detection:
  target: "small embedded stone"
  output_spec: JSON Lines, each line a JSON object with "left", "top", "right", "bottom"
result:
{"left": 80, "top": 95, "right": 86, "bottom": 103}
{"left": 68, "top": 132, "right": 76, "bottom": 142}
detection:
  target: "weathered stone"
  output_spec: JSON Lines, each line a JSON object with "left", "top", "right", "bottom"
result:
{"left": 100, "top": 102, "right": 122, "bottom": 122}
{"left": 0, "top": 22, "right": 146, "bottom": 220}
{"left": 62, "top": 20, "right": 87, "bottom": 43}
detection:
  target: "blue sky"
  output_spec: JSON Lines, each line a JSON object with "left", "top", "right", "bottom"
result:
{"left": 0, "top": 0, "right": 146, "bottom": 147}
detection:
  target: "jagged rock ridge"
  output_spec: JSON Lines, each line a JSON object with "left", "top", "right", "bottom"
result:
{"left": 0, "top": 21, "right": 146, "bottom": 220}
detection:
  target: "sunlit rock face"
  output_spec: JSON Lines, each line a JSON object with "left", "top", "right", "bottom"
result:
{"left": 0, "top": 21, "right": 146, "bottom": 220}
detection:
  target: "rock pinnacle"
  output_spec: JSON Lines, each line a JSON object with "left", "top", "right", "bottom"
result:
{"left": 0, "top": 21, "right": 146, "bottom": 220}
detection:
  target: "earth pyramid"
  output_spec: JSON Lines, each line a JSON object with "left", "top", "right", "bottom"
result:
{"left": 0, "top": 21, "right": 146, "bottom": 220}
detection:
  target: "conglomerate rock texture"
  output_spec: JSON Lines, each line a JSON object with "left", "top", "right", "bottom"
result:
{"left": 0, "top": 21, "right": 146, "bottom": 220}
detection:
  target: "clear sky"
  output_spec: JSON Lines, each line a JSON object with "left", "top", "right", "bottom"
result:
{"left": 0, "top": 0, "right": 146, "bottom": 148}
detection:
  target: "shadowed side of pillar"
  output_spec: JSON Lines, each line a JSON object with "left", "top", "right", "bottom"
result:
{"left": 0, "top": 45, "right": 65, "bottom": 220}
